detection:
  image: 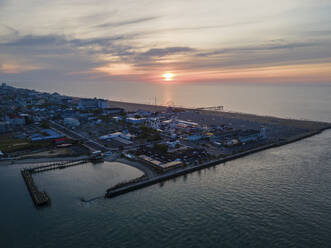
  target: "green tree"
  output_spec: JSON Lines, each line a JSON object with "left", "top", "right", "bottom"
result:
{"left": 41, "top": 121, "right": 49, "bottom": 129}
{"left": 153, "top": 143, "right": 168, "bottom": 153}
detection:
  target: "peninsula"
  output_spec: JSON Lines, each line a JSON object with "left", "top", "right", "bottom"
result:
{"left": 1, "top": 83, "right": 330, "bottom": 206}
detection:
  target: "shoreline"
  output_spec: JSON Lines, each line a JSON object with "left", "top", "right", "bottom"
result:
{"left": 107, "top": 99, "right": 331, "bottom": 126}
{"left": 106, "top": 127, "right": 331, "bottom": 199}
{"left": 0, "top": 155, "right": 89, "bottom": 166}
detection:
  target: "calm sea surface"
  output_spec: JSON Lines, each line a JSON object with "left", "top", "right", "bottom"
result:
{"left": 1, "top": 82, "right": 331, "bottom": 248}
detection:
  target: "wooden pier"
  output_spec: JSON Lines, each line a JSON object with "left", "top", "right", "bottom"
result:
{"left": 28, "top": 159, "right": 89, "bottom": 173}
{"left": 21, "top": 159, "right": 89, "bottom": 207}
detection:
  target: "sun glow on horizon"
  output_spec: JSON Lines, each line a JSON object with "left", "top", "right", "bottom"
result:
{"left": 162, "top": 72, "right": 175, "bottom": 81}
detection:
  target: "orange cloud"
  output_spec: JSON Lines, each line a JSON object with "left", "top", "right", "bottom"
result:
{"left": 0, "top": 63, "right": 40, "bottom": 74}
{"left": 93, "top": 63, "right": 139, "bottom": 76}
{"left": 168, "top": 62, "right": 331, "bottom": 83}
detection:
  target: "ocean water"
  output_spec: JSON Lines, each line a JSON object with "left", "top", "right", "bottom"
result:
{"left": 9, "top": 81, "right": 331, "bottom": 122}
{"left": 1, "top": 82, "right": 331, "bottom": 248}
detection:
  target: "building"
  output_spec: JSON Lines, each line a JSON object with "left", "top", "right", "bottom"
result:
{"left": 62, "top": 110, "right": 76, "bottom": 118}
{"left": 177, "top": 120, "right": 199, "bottom": 128}
{"left": 99, "top": 131, "right": 134, "bottom": 145}
{"left": 97, "top": 99, "right": 108, "bottom": 109}
{"left": 78, "top": 99, "right": 98, "bottom": 110}
{"left": 104, "top": 108, "right": 124, "bottom": 115}
{"left": 112, "top": 116, "right": 123, "bottom": 122}
{"left": 260, "top": 127, "right": 267, "bottom": 139}
{"left": 64, "top": 117, "right": 80, "bottom": 127}
{"left": 6, "top": 114, "right": 25, "bottom": 126}
{"left": 136, "top": 109, "right": 153, "bottom": 117}
{"left": 30, "top": 129, "right": 64, "bottom": 141}
{"left": 147, "top": 117, "right": 160, "bottom": 130}
{"left": 126, "top": 117, "right": 145, "bottom": 125}
{"left": 99, "top": 131, "right": 134, "bottom": 141}
{"left": 186, "top": 134, "right": 202, "bottom": 142}
{"left": 239, "top": 129, "right": 260, "bottom": 143}
{"left": 138, "top": 155, "right": 183, "bottom": 172}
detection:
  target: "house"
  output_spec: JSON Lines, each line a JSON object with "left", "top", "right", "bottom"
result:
{"left": 136, "top": 109, "right": 152, "bottom": 117}
{"left": 64, "top": 117, "right": 80, "bottom": 127}
{"left": 186, "top": 134, "right": 202, "bottom": 142}
{"left": 61, "top": 98, "right": 73, "bottom": 105}
{"left": 147, "top": 117, "right": 160, "bottom": 130}
{"left": 166, "top": 140, "right": 179, "bottom": 148}
{"left": 6, "top": 114, "right": 25, "bottom": 126}
{"left": 78, "top": 99, "right": 98, "bottom": 110}
{"left": 62, "top": 110, "right": 76, "bottom": 118}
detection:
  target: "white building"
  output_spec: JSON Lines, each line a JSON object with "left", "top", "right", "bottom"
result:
{"left": 64, "top": 117, "right": 80, "bottom": 127}
{"left": 147, "top": 117, "right": 160, "bottom": 130}
{"left": 99, "top": 132, "right": 134, "bottom": 141}
{"left": 126, "top": 117, "right": 145, "bottom": 125}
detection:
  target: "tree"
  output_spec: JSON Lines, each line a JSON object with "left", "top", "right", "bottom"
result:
{"left": 41, "top": 120, "right": 49, "bottom": 129}
{"left": 153, "top": 143, "right": 168, "bottom": 153}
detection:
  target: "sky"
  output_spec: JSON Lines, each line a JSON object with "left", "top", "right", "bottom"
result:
{"left": 0, "top": 0, "right": 331, "bottom": 84}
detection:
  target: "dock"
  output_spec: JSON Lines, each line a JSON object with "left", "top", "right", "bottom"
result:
{"left": 28, "top": 159, "right": 89, "bottom": 173}
{"left": 21, "top": 159, "right": 89, "bottom": 207}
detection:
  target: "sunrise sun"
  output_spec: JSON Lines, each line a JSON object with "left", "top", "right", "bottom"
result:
{"left": 162, "top": 72, "right": 175, "bottom": 81}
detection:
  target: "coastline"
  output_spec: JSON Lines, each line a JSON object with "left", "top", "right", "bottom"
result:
{"left": 2, "top": 92, "right": 330, "bottom": 202}
{"left": 106, "top": 99, "right": 331, "bottom": 128}
{"left": 0, "top": 155, "right": 89, "bottom": 166}
{"left": 106, "top": 127, "right": 331, "bottom": 199}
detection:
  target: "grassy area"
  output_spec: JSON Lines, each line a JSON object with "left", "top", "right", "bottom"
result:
{"left": 0, "top": 135, "right": 53, "bottom": 153}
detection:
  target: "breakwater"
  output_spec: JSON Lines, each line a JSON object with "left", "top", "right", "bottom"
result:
{"left": 21, "top": 169, "right": 49, "bottom": 206}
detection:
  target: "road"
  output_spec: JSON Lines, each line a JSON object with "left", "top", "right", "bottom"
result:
{"left": 49, "top": 121, "right": 114, "bottom": 152}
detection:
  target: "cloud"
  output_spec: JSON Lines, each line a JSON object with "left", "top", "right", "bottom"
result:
{"left": 0, "top": 33, "right": 137, "bottom": 48}
{"left": 0, "top": 63, "right": 40, "bottom": 74}
{"left": 147, "top": 20, "right": 261, "bottom": 34}
{"left": 3, "top": 34, "right": 62, "bottom": 46}
{"left": 139, "top": 47, "right": 195, "bottom": 58}
{"left": 95, "top": 16, "right": 159, "bottom": 29}
{"left": 196, "top": 41, "right": 319, "bottom": 57}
